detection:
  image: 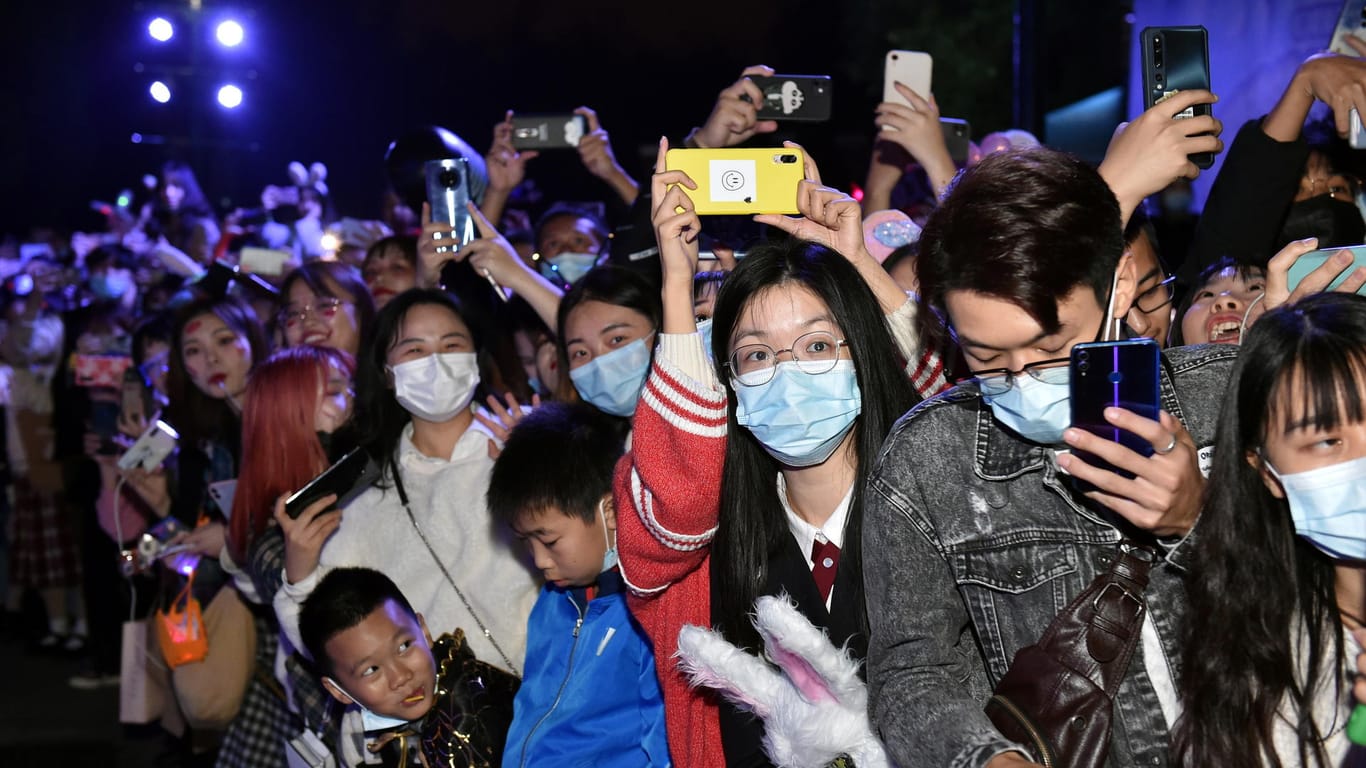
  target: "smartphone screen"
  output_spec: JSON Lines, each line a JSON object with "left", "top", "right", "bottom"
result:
{"left": 284, "top": 447, "right": 380, "bottom": 519}
{"left": 424, "top": 158, "right": 476, "bottom": 250}
{"left": 1069, "top": 339, "right": 1161, "bottom": 482}
{"left": 1141, "top": 26, "right": 1213, "bottom": 169}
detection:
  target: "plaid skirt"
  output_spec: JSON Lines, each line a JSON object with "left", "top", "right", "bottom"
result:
{"left": 9, "top": 477, "right": 81, "bottom": 589}
{"left": 215, "top": 614, "right": 294, "bottom": 768}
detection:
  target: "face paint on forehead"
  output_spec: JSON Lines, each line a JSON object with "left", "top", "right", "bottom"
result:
{"left": 185, "top": 319, "right": 204, "bottom": 335}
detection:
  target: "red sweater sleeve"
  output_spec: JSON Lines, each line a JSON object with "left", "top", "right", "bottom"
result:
{"left": 614, "top": 353, "right": 729, "bottom": 767}
{"left": 614, "top": 354, "right": 727, "bottom": 598}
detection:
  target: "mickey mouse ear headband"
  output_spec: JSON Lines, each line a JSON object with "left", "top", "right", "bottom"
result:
{"left": 287, "top": 161, "right": 329, "bottom": 198}
{"left": 862, "top": 209, "right": 921, "bottom": 264}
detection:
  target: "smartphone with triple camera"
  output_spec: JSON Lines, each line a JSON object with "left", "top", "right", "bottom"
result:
{"left": 284, "top": 447, "right": 380, "bottom": 519}
{"left": 941, "top": 118, "right": 972, "bottom": 166}
{"left": 664, "top": 148, "right": 806, "bottom": 215}
{"left": 424, "top": 158, "right": 477, "bottom": 251}
{"left": 1141, "top": 26, "right": 1213, "bottom": 169}
{"left": 1069, "top": 339, "right": 1161, "bottom": 483}
{"left": 747, "top": 75, "right": 833, "bottom": 122}
{"left": 510, "top": 113, "right": 588, "bottom": 149}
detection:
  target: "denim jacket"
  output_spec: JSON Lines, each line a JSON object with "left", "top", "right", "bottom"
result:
{"left": 863, "top": 344, "right": 1238, "bottom": 768}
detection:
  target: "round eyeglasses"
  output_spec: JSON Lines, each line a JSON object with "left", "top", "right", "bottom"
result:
{"left": 727, "top": 331, "right": 849, "bottom": 387}
{"left": 278, "top": 297, "right": 348, "bottom": 327}
{"left": 957, "top": 356, "right": 1070, "bottom": 396}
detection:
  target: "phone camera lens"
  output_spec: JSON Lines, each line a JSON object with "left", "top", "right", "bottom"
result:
{"left": 439, "top": 170, "right": 459, "bottom": 187}
{"left": 779, "top": 154, "right": 798, "bottom": 164}
{"left": 1078, "top": 361, "right": 1090, "bottom": 373}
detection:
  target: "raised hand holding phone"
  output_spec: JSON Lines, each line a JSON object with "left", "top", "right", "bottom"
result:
{"left": 690, "top": 65, "right": 780, "bottom": 149}
{"left": 1097, "top": 88, "right": 1222, "bottom": 227}
{"left": 873, "top": 83, "right": 956, "bottom": 195}
{"left": 652, "top": 137, "right": 703, "bottom": 335}
{"left": 274, "top": 492, "right": 341, "bottom": 585}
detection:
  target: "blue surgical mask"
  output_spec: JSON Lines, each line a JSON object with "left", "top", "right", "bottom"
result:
{"left": 325, "top": 678, "right": 413, "bottom": 732}
{"left": 91, "top": 270, "right": 132, "bottom": 301}
{"left": 569, "top": 335, "right": 653, "bottom": 418}
{"left": 696, "top": 318, "right": 715, "bottom": 362}
{"left": 981, "top": 369, "right": 1072, "bottom": 445}
{"left": 540, "top": 252, "right": 600, "bottom": 286}
{"left": 734, "top": 360, "right": 862, "bottom": 467}
{"left": 598, "top": 498, "right": 618, "bottom": 572}
{"left": 1267, "top": 456, "right": 1366, "bottom": 560}
{"left": 527, "top": 375, "right": 544, "bottom": 396}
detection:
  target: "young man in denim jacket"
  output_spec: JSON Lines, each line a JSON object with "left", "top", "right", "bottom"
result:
{"left": 863, "top": 91, "right": 1230, "bottom": 768}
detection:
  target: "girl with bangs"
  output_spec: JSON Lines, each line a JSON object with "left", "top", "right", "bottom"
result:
{"left": 1176, "top": 291, "right": 1366, "bottom": 767}
{"left": 613, "top": 139, "right": 920, "bottom": 766}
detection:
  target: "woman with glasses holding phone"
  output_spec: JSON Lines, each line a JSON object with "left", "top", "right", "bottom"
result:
{"left": 278, "top": 261, "right": 376, "bottom": 357}
{"left": 612, "top": 139, "right": 918, "bottom": 767}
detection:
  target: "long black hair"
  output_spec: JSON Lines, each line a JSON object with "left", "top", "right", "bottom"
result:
{"left": 352, "top": 288, "right": 483, "bottom": 486}
{"left": 1173, "top": 292, "right": 1363, "bottom": 768}
{"left": 708, "top": 239, "right": 917, "bottom": 651}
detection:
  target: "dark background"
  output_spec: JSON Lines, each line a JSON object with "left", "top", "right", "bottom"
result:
{"left": 0, "top": 0, "right": 1135, "bottom": 238}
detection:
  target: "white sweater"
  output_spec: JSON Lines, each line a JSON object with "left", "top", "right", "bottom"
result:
{"left": 274, "top": 422, "right": 539, "bottom": 675}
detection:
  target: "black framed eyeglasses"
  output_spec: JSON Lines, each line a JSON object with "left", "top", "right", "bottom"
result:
{"left": 954, "top": 356, "right": 1071, "bottom": 396}
{"left": 1133, "top": 275, "right": 1176, "bottom": 314}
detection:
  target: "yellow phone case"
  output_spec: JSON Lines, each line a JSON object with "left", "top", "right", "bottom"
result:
{"left": 664, "top": 147, "right": 806, "bottom": 215}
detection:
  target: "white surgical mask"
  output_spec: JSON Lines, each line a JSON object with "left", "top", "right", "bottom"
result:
{"left": 388, "top": 352, "right": 479, "bottom": 422}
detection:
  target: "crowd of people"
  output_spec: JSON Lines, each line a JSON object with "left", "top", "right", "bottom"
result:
{"left": 2, "top": 37, "right": 1366, "bottom": 768}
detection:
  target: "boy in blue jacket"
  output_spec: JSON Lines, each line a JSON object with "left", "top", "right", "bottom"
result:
{"left": 488, "top": 402, "right": 671, "bottom": 767}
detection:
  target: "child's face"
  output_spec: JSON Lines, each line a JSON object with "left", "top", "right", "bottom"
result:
{"left": 321, "top": 600, "right": 438, "bottom": 721}
{"left": 511, "top": 500, "right": 615, "bottom": 589}
{"left": 1179, "top": 266, "right": 1265, "bottom": 345}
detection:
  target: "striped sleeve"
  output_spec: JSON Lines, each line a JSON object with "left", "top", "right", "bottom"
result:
{"left": 614, "top": 339, "right": 728, "bottom": 598}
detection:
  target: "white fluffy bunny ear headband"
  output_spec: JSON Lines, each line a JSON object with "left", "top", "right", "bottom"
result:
{"left": 287, "top": 161, "right": 329, "bottom": 197}
{"left": 676, "top": 594, "right": 890, "bottom": 768}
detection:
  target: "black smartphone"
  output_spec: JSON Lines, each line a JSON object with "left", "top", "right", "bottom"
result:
{"left": 1069, "top": 339, "right": 1161, "bottom": 483}
{"left": 940, "top": 118, "right": 972, "bottom": 166}
{"left": 198, "top": 260, "right": 239, "bottom": 300}
{"left": 90, "top": 400, "right": 122, "bottom": 455}
{"left": 424, "top": 158, "right": 476, "bottom": 253}
{"left": 1141, "top": 26, "right": 1213, "bottom": 169}
{"left": 283, "top": 447, "right": 380, "bottom": 519}
{"left": 748, "top": 75, "right": 833, "bottom": 122}
{"left": 510, "top": 113, "right": 589, "bottom": 150}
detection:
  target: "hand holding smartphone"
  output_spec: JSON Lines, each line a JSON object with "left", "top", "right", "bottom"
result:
{"left": 1069, "top": 339, "right": 1162, "bottom": 485}
{"left": 509, "top": 114, "right": 588, "bottom": 149}
{"left": 1140, "top": 26, "right": 1214, "bottom": 169}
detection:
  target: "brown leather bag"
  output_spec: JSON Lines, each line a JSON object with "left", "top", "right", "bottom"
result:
{"left": 984, "top": 543, "right": 1154, "bottom": 768}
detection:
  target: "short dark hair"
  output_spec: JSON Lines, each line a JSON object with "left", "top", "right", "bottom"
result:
{"left": 487, "top": 401, "right": 626, "bottom": 526}
{"left": 300, "top": 567, "right": 418, "bottom": 676}
{"left": 917, "top": 148, "right": 1124, "bottom": 339}
{"left": 534, "top": 203, "right": 608, "bottom": 252}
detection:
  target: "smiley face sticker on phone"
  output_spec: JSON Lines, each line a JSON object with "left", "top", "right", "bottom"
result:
{"left": 709, "top": 159, "right": 757, "bottom": 203}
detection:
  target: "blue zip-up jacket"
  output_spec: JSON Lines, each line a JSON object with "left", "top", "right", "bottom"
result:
{"left": 503, "top": 569, "right": 671, "bottom": 768}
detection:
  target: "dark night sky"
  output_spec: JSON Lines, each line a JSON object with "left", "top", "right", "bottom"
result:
{"left": 0, "top": 0, "right": 1128, "bottom": 239}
